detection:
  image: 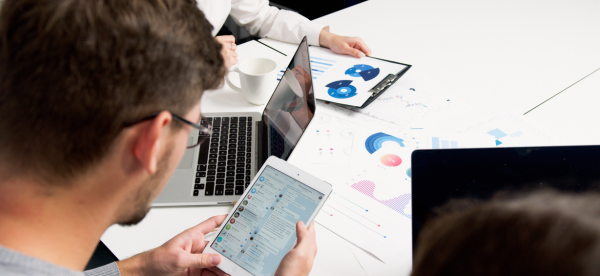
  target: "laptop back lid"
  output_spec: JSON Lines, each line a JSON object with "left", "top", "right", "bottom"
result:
{"left": 258, "top": 36, "right": 315, "bottom": 166}
{"left": 411, "top": 145, "right": 600, "bottom": 254}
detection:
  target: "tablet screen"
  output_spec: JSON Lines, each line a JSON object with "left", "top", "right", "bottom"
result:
{"left": 210, "top": 165, "right": 324, "bottom": 276}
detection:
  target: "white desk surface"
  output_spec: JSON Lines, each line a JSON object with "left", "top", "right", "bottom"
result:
{"left": 526, "top": 68, "right": 600, "bottom": 145}
{"left": 102, "top": 1, "right": 600, "bottom": 275}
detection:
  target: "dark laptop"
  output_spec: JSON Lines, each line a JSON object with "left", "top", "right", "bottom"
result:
{"left": 411, "top": 145, "right": 600, "bottom": 254}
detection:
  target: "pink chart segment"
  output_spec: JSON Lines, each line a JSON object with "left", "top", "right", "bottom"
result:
{"left": 351, "top": 180, "right": 412, "bottom": 219}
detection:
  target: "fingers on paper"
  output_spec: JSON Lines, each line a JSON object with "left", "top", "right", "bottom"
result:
{"left": 346, "top": 37, "right": 371, "bottom": 57}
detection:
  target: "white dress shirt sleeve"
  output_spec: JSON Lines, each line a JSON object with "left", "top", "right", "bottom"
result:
{"left": 228, "top": 0, "right": 328, "bottom": 46}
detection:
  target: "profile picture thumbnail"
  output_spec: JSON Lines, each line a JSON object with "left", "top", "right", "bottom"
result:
{"left": 243, "top": 200, "right": 248, "bottom": 206}
{"left": 234, "top": 212, "right": 240, "bottom": 218}
{"left": 238, "top": 206, "right": 244, "bottom": 212}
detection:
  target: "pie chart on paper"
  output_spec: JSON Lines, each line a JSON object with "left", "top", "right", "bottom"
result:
{"left": 326, "top": 80, "right": 357, "bottom": 99}
{"left": 380, "top": 154, "right": 402, "bottom": 167}
{"left": 364, "top": 132, "right": 405, "bottom": 154}
{"left": 345, "top": 64, "right": 380, "bottom": 81}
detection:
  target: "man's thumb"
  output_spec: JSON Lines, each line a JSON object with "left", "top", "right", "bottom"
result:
{"left": 296, "top": 221, "right": 308, "bottom": 242}
{"left": 182, "top": 253, "right": 221, "bottom": 268}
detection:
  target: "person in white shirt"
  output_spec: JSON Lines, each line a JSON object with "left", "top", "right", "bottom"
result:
{"left": 197, "top": 0, "right": 372, "bottom": 68}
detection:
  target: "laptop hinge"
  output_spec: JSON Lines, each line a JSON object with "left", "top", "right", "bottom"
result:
{"left": 256, "top": 121, "right": 267, "bottom": 168}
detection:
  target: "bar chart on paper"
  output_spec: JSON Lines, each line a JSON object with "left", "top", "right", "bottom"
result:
{"left": 310, "top": 56, "right": 336, "bottom": 80}
{"left": 431, "top": 137, "right": 459, "bottom": 149}
{"left": 456, "top": 114, "right": 555, "bottom": 147}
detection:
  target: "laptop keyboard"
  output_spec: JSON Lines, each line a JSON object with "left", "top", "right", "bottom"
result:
{"left": 194, "top": 116, "right": 253, "bottom": 197}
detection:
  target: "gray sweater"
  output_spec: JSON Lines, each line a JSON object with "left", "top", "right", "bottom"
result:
{"left": 0, "top": 245, "right": 120, "bottom": 276}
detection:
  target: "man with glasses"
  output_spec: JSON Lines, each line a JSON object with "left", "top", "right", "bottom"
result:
{"left": 0, "top": 0, "right": 317, "bottom": 275}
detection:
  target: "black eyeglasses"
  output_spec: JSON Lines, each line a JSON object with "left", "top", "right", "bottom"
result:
{"left": 125, "top": 111, "right": 212, "bottom": 148}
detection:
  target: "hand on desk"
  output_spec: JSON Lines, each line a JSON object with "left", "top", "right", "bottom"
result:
{"left": 116, "top": 215, "right": 229, "bottom": 276}
{"left": 216, "top": 35, "right": 238, "bottom": 69}
{"left": 319, "top": 28, "right": 372, "bottom": 59}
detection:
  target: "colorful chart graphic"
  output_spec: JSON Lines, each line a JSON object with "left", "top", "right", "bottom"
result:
{"left": 380, "top": 154, "right": 402, "bottom": 167}
{"left": 364, "top": 132, "right": 405, "bottom": 154}
{"left": 345, "top": 64, "right": 380, "bottom": 81}
{"left": 486, "top": 128, "right": 524, "bottom": 146}
{"left": 431, "top": 137, "right": 459, "bottom": 149}
{"left": 326, "top": 80, "right": 357, "bottom": 99}
{"left": 351, "top": 180, "right": 411, "bottom": 218}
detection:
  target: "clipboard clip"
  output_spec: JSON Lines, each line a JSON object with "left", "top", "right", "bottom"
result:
{"left": 368, "top": 74, "right": 397, "bottom": 97}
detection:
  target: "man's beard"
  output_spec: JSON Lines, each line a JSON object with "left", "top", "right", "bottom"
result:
{"left": 118, "top": 148, "right": 172, "bottom": 226}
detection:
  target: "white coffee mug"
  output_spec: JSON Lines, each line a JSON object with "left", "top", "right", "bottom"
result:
{"left": 226, "top": 58, "right": 278, "bottom": 105}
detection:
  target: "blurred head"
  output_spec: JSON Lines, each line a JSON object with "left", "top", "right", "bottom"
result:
{"left": 0, "top": 0, "right": 226, "bottom": 224}
{"left": 413, "top": 189, "right": 600, "bottom": 276}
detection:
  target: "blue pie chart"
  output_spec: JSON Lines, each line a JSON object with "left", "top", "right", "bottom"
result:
{"left": 345, "top": 64, "right": 380, "bottom": 81}
{"left": 345, "top": 64, "right": 374, "bottom": 77}
{"left": 359, "top": 68, "right": 380, "bottom": 81}
{"left": 364, "top": 132, "right": 405, "bottom": 154}
{"left": 326, "top": 80, "right": 357, "bottom": 99}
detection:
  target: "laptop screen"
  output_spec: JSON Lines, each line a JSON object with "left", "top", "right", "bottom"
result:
{"left": 411, "top": 145, "right": 600, "bottom": 254}
{"left": 261, "top": 37, "right": 315, "bottom": 162}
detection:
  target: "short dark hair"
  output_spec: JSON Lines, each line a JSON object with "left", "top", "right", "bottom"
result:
{"left": 0, "top": 0, "right": 225, "bottom": 183}
{"left": 413, "top": 189, "right": 600, "bottom": 276}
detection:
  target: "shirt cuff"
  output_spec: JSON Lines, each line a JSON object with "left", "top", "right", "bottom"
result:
{"left": 301, "top": 21, "right": 329, "bottom": 46}
{"left": 84, "top": 262, "right": 121, "bottom": 276}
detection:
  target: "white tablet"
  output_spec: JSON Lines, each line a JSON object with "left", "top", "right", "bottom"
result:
{"left": 203, "top": 156, "right": 332, "bottom": 276}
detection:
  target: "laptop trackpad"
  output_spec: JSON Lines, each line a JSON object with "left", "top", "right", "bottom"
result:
{"left": 176, "top": 135, "right": 195, "bottom": 169}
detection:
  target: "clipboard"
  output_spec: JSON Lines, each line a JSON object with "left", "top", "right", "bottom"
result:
{"left": 308, "top": 46, "right": 411, "bottom": 108}
{"left": 356, "top": 56, "right": 411, "bottom": 108}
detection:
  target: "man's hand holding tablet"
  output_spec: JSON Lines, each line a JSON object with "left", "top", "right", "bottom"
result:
{"left": 116, "top": 215, "right": 229, "bottom": 275}
{"left": 116, "top": 215, "right": 318, "bottom": 276}
{"left": 117, "top": 157, "right": 329, "bottom": 276}
{"left": 274, "top": 221, "right": 318, "bottom": 276}
{"left": 203, "top": 156, "right": 332, "bottom": 276}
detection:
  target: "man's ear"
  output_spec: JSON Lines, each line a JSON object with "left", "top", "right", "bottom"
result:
{"left": 133, "top": 111, "right": 173, "bottom": 175}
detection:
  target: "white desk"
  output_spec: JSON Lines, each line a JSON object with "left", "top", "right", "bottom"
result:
{"left": 526, "top": 68, "right": 600, "bottom": 145}
{"left": 102, "top": 1, "right": 600, "bottom": 275}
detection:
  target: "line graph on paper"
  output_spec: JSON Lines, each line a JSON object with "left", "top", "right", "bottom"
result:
{"left": 321, "top": 195, "right": 389, "bottom": 238}
{"left": 315, "top": 186, "right": 412, "bottom": 263}
{"left": 374, "top": 94, "right": 428, "bottom": 108}
{"left": 323, "top": 89, "right": 430, "bottom": 130}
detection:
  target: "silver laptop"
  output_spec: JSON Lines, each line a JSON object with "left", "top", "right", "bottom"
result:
{"left": 153, "top": 37, "right": 315, "bottom": 206}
